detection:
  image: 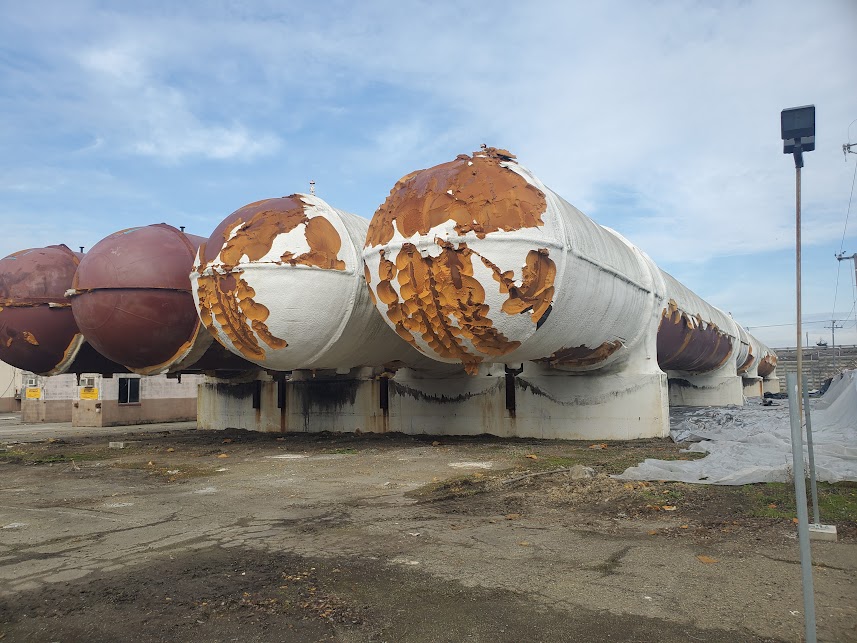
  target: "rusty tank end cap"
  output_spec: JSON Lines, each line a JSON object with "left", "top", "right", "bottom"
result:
{"left": 73, "top": 224, "right": 205, "bottom": 292}
{"left": 365, "top": 147, "right": 547, "bottom": 250}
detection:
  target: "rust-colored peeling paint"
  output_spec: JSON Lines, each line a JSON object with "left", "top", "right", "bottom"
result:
{"left": 363, "top": 264, "right": 377, "bottom": 305}
{"left": 537, "top": 340, "right": 623, "bottom": 368}
{"left": 204, "top": 197, "right": 346, "bottom": 271}
{"left": 657, "top": 300, "right": 734, "bottom": 373}
{"left": 196, "top": 196, "right": 346, "bottom": 360}
{"left": 286, "top": 216, "right": 346, "bottom": 270}
{"left": 365, "top": 147, "right": 548, "bottom": 248}
{"left": 737, "top": 345, "right": 755, "bottom": 375}
{"left": 195, "top": 271, "right": 285, "bottom": 360}
{"left": 371, "top": 241, "right": 556, "bottom": 374}
{"left": 21, "top": 331, "right": 39, "bottom": 346}
{"left": 757, "top": 353, "right": 777, "bottom": 378}
{"left": 479, "top": 249, "right": 555, "bottom": 324}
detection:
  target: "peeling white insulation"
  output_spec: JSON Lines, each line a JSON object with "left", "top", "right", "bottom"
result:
{"left": 617, "top": 369, "right": 857, "bottom": 485}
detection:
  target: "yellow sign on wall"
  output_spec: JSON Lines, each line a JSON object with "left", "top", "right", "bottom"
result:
{"left": 80, "top": 387, "right": 99, "bottom": 400}
{"left": 25, "top": 387, "right": 41, "bottom": 399}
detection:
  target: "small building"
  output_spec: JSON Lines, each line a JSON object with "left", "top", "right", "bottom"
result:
{"left": 73, "top": 374, "right": 203, "bottom": 427}
{"left": 0, "top": 359, "right": 23, "bottom": 413}
{"left": 18, "top": 372, "right": 202, "bottom": 426}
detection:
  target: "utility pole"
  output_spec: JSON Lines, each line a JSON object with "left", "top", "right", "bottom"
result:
{"left": 837, "top": 252, "right": 857, "bottom": 334}
{"left": 824, "top": 319, "right": 844, "bottom": 372}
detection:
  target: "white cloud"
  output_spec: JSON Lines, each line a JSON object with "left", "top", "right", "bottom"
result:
{"left": 1, "top": 0, "right": 855, "bottom": 345}
{"left": 74, "top": 42, "right": 281, "bottom": 163}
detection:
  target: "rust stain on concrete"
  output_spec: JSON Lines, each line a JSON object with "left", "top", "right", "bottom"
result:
{"left": 537, "top": 340, "right": 623, "bottom": 368}
{"left": 196, "top": 196, "right": 347, "bottom": 360}
{"left": 657, "top": 300, "right": 733, "bottom": 373}
{"left": 366, "top": 147, "right": 548, "bottom": 248}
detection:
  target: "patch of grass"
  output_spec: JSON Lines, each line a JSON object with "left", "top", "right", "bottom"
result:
{"left": 738, "top": 481, "right": 857, "bottom": 522}
{"left": 639, "top": 485, "right": 686, "bottom": 504}
{"left": 407, "top": 472, "right": 492, "bottom": 502}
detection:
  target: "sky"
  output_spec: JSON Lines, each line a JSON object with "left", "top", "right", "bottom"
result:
{"left": 1, "top": 0, "right": 856, "bottom": 349}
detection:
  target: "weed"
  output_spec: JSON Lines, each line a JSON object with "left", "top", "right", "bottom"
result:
{"left": 731, "top": 482, "right": 857, "bottom": 522}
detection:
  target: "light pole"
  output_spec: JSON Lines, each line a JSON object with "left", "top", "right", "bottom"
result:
{"left": 781, "top": 104, "right": 817, "bottom": 643}
{"left": 781, "top": 105, "right": 815, "bottom": 407}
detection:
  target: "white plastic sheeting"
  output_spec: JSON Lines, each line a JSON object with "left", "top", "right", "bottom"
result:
{"left": 616, "top": 370, "right": 857, "bottom": 485}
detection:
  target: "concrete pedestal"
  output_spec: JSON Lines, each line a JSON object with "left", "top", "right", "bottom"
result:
{"left": 667, "top": 371, "right": 744, "bottom": 407}
{"left": 742, "top": 376, "right": 764, "bottom": 398}
{"left": 198, "top": 362, "right": 671, "bottom": 440}
{"left": 762, "top": 377, "right": 781, "bottom": 395}
{"left": 511, "top": 367, "right": 670, "bottom": 440}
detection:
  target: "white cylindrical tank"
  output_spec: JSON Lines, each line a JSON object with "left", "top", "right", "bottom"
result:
{"left": 362, "top": 147, "right": 661, "bottom": 374}
{"left": 735, "top": 325, "right": 756, "bottom": 376}
{"left": 191, "top": 194, "right": 433, "bottom": 372}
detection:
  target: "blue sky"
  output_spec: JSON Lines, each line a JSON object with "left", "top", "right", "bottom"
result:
{"left": 1, "top": 0, "right": 856, "bottom": 348}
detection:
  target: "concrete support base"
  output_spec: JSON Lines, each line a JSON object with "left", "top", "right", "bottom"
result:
{"left": 510, "top": 366, "right": 670, "bottom": 440}
{"left": 196, "top": 375, "right": 279, "bottom": 432}
{"left": 287, "top": 369, "right": 390, "bottom": 433}
{"left": 667, "top": 373, "right": 744, "bottom": 407}
{"left": 388, "top": 365, "right": 506, "bottom": 436}
{"left": 762, "top": 377, "right": 780, "bottom": 395}
{"left": 197, "top": 369, "right": 390, "bottom": 434}
{"left": 742, "top": 376, "right": 763, "bottom": 398}
{"left": 198, "top": 363, "right": 671, "bottom": 440}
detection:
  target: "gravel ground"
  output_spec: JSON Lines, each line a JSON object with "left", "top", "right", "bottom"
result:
{"left": 1, "top": 418, "right": 854, "bottom": 642}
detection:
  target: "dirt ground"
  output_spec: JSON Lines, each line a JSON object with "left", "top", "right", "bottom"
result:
{"left": 0, "top": 418, "right": 855, "bottom": 642}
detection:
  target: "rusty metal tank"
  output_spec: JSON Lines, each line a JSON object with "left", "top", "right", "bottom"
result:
{"left": 191, "top": 194, "right": 435, "bottom": 372}
{"left": 363, "top": 147, "right": 661, "bottom": 374}
{"left": 655, "top": 271, "right": 739, "bottom": 374}
{"left": 0, "top": 244, "right": 125, "bottom": 375}
{"left": 0, "top": 245, "right": 85, "bottom": 374}
{"left": 68, "top": 224, "right": 222, "bottom": 375}
{"left": 757, "top": 345, "right": 778, "bottom": 378}
{"left": 363, "top": 147, "right": 770, "bottom": 376}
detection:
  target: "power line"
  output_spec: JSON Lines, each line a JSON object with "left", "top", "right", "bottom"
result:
{"left": 839, "top": 150, "right": 857, "bottom": 253}
{"left": 832, "top": 121, "right": 857, "bottom": 318}
{"left": 747, "top": 320, "right": 834, "bottom": 329}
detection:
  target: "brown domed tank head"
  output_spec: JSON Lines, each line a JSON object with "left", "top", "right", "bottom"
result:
{"left": 0, "top": 244, "right": 85, "bottom": 374}
{"left": 69, "top": 224, "right": 207, "bottom": 374}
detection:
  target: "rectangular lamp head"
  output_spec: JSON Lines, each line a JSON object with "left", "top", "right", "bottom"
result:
{"left": 782, "top": 105, "right": 815, "bottom": 154}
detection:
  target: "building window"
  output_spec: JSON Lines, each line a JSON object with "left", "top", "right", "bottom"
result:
{"left": 118, "top": 377, "right": 140, "bottom": 404}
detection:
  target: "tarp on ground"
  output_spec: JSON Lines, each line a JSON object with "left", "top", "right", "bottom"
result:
{"left": 616, "top": 369, "right": 857, "bottom": 485}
